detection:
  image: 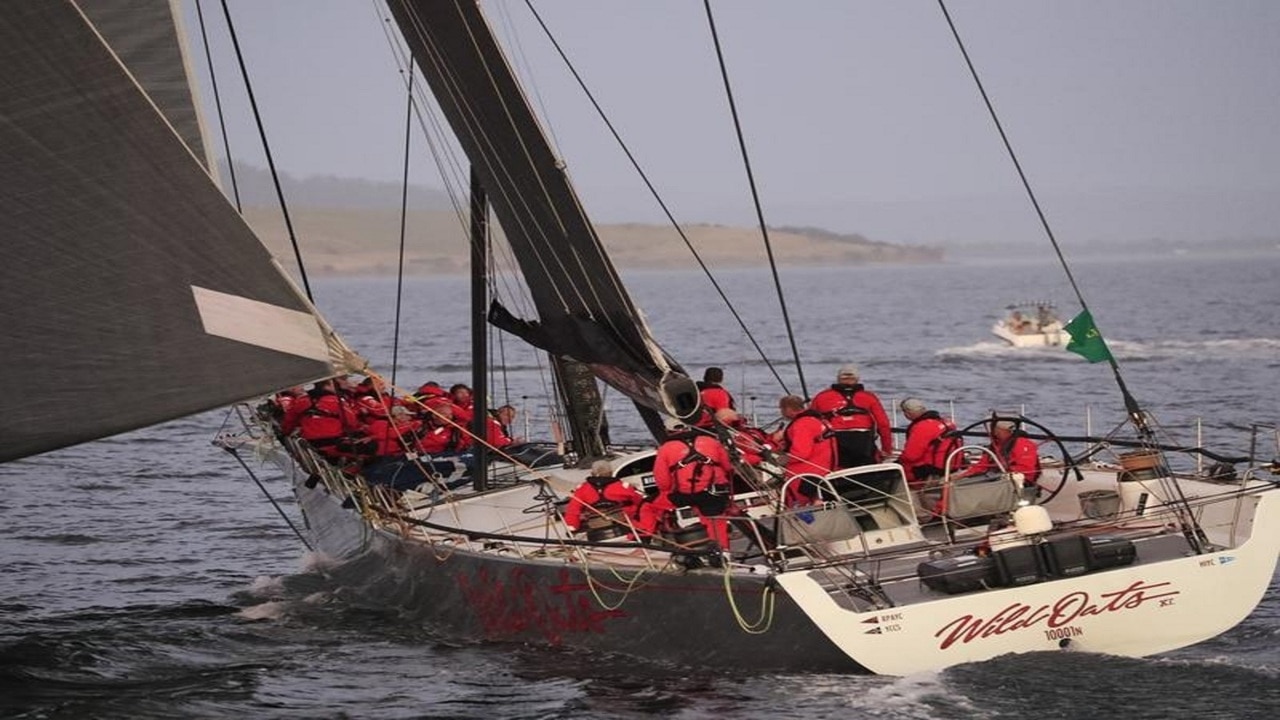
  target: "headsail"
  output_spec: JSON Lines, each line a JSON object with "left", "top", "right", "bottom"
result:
{"left": 0, "top": 2, "right": 358, "bottom": 462}
{"left": 386, "top": 0, "right": 697, "bottom": 433}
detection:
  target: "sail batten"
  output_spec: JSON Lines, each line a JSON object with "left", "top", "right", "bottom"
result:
{"left": 191, "top": 287, "right": 335, "bottom": 362}
{"left": 0, "top": 2, "right": 348, "bottom": 462}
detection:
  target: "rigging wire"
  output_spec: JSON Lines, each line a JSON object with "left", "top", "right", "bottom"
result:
{"left": 391, "top": 65, "right": 415, "bottom": 388}
{"left": 396, "top": 6, "right": 586, "bottom": 324}
{"left": 372, "top": 4, "right": 569, "bottom": 441}
{"left": 217, "top": 0, "right": 313, "bottom": 301}
{"left": 222, "top": 446, "right": 314, "bottom": 553}
{"left": 192, "top": 0, "right": 240, "bottom": 210}
{"left": 935, "top": 0, "right": 1146, "bottom": 436}
{"left": 701, "top": 0, "right": 809, "bottom": 400}
{"left": 936, "top": 1, "right": 1205, "bottom": 552}
{"left": 522, "top": 0, "right": 792, "bottom": 396}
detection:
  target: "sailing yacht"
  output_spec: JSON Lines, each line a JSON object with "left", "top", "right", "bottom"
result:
{"left": 2, "top": 1, "right": 1277, "bottom": 676}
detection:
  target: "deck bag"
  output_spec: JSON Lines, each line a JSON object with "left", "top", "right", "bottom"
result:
{"left": 929, "top": 473, "right": 1020, "bottom": 519}
{"left": 992, "top": 544, "right": 1046, "bottom": 587}
{"left": 918, "top": 554, "right": 998, "bottom": 594}
{"left": 1041, "top": 535, "right": 1091, "bottom": 577}
{"left": 1085, "top": 535, "right": 1137, "bottom": 570}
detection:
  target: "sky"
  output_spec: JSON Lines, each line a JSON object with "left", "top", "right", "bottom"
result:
{"left": 180, "top": 0, "right": 1280, "bottom": 246}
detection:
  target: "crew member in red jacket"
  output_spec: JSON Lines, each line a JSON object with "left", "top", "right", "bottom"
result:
{"left": 713, "top": 408, "right": 771, "bottom": 468}
{"left": 775, "top": 394, "right": 837, "bottom": 505}
{"left": 298, "top": 389, "right": 372, "bottom": 463}
{"left": 563, "top": 460, "right": 646, "bottom": 537}
{"left": 692, "top": 366, "right": 736, "bottom": 429}
{"left": 417, "top": 399, "right": 471, "bottom": 455}
{"left": 645, "top": 425, "right": 733, "bottom": 549}
{"left": 365, "top": 405, "right": 423, "bottom": 458}
{"left": 956, "top": 419, "right": 1040, "bottom": 486}
{"left": 275, "top": 386, "right": 310, "bottom": 436}
{"left": 808, "top": 364, "right": 892, "bottom": 468}
{"left": 448, "top": 383, "right": 475, "bottom": 426}
{"left": 484, "top": 405, "right": 519, "bottom": 450}
{"left": 896, "top": 397, "right": 960, "bottom": 488}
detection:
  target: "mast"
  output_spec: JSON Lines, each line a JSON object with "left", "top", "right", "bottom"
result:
{"left": 469, "top": 167, "right": 490, "bottom": 490}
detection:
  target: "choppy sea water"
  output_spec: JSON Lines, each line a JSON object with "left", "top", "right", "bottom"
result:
{"left": 2, "top": 252, "right": 1278, "bottom": 718}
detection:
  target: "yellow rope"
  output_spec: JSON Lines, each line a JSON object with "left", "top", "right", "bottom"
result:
{"left": 720, "top": 564, "right": 777, "bottom": 634}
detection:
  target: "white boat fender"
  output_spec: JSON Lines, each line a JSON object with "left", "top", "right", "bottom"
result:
{"left": 1013, "top": 504, "right": 1053, "bottom": 536}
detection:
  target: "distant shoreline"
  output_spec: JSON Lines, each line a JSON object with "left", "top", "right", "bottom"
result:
{"left": 246, "top": 206, "right": 945, "bottom": 277}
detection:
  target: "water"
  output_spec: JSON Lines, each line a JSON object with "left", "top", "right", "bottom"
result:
{"left": 2, "top": 253, "right": 1278, "bottom": 718}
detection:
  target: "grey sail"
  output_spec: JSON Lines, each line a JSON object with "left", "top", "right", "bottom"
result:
{"left": 0, "top": 2, "right": 357, "bottom": 462}
{"left": 387, "top": 0, "right": 697, "bottom": 433}
{"left": 79, "top": 0, "right": 214, "bottom": 172}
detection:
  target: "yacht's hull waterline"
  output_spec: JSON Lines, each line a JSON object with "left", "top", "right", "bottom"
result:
{"left": 253, "top": 420, "right": 1280, "bottom": 676}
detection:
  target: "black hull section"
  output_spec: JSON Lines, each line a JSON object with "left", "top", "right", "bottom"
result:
{"left": 295, "top": 480, "right": 866, "bottom": 674}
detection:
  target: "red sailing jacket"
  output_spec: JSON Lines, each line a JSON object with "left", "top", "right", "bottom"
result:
{"left": 898, "top": 411, "right": 960, "bottom": 484}
{"left": 962, "top": 433, "right": 1041, "bottom": 484}
{"left": 698, "top": 384, "right": 735, "bottom": 412}
{"left": 298, "top": 394, "right": 359, "bottom": 443}
{"left": 781, "top": 411, "right": 836, "bottom": 478}
{"left": 485, "top": 416, "right": 514, "bottom": 449}
{"left": 417, "top": 420, "right": 470, "bottom": 454}
{"left": 653, "top": 433, "right": 731, "bottom": 497}
{"left": 365, "top": 416, "right": 422, "bottom": 457}
{"left": 810, "top": 383, "right": 893, "bottom": 455}
{"left": 562, "top": 476, "right": 645, "bottom": 531}
{"left": 278, "top": 392, "right": 311, "bottom": 435}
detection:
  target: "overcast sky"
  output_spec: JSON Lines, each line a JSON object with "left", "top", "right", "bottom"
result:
{"left": 182, "top": 0, "right": 1280, "bottom": 245}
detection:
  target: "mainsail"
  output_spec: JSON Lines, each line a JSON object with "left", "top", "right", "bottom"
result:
{"left": 387, "top": 0, "right": 698, "bottom": 433}
{"left": 0, "top": 2, "right": 357, "bottom": 462}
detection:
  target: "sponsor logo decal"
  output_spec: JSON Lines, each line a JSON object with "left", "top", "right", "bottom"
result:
{"left": 934, "top": 580, "right": 1179, "bottom": 650}
{"left": 862, "top": 611, "right": 903, "bottom": 634}
{"left": 458, "top": 567, "right": 625, "bottom": 643}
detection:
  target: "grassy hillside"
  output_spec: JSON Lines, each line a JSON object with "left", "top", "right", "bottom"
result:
{"left": 243, "top": 206, "right": 943, "bottom": 276}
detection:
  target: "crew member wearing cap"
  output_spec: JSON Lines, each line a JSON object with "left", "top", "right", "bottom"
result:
{"left": 955, "top": 419, "right": 1040, "bottom": 486}
{"left": 896, "top": 398, "right": 960, "bottom": 488}
{"left": 809, "top": 364, "right": 892, "bottom": 468}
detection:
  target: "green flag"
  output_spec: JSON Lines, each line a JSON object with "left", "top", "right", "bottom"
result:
{"left": 1064, "top": 309, "right": 1112, "bottom": 363}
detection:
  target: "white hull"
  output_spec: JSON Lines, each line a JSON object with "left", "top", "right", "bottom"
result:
{"left": 992, "top": 319, "right": 1068, "bottom": 347}
{"left": 779, "top": 488, "right": 1280, "bottom": 674}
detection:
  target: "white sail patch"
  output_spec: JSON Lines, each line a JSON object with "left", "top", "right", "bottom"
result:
{"left": 192, "top": 286, "right": 332, "bottom": 362}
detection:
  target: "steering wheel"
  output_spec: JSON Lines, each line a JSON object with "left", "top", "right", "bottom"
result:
{"left": 951, "top": 414, "right": 1077, "bottom": 504}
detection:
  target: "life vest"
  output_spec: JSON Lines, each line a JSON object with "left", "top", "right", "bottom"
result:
{"left": 904, "top": 410, "right": 960, "bottom": 481}
{"left": 666, "top": 436, "right": 722, "bottom": 495}
{"left": 564, "top": 475, "right": 643, "bottom": 532}
{"left": 299, "top": 395, "right": 348, "bottom": 442}
{"left": 418, "top": 421, "right": 465, "bottom": 454}
{"left": 658, "top": 435, "right": 730, "bottom": 520}
{"left": 817, "top": 384, "right": 874, "bottom": 425}
{"left": 814, "top": 386, "right": 879, "bottom": 467}
{"left": 924, "top": 414, "right": 960, "bottom": 470}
